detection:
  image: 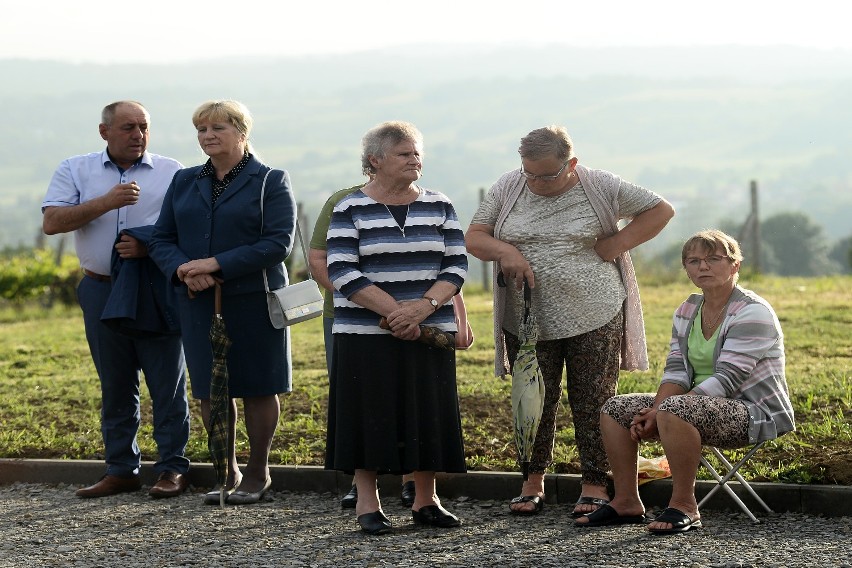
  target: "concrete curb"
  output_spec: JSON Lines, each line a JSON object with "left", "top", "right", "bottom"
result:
{"left": 2, "top": 458, "right": 849, "bottom": 517}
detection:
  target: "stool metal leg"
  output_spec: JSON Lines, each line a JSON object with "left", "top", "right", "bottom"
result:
{"left": 698, "top": 442, "right": 772, "bottom": 523}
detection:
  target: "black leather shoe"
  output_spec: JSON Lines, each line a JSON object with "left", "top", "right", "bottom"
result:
{"left": 357, "top": 511, "right": 392, "bottom": 535}
{"left": 341, "top": 485, "right": 358, "bottom": 509}
{"left": 412, "top": 504, "right": 461, "bottom": 528}
{"left": 400, "top": 480, "right": 415, "bottom": 507}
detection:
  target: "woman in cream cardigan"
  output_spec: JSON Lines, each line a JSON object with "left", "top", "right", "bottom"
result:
{"left": 466, "top": 125, "right": 674, "bottom": 517}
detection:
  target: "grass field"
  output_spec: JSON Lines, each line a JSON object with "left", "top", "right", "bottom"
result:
{"left": 1, "top": 275, "right": 850, "bottom": 484}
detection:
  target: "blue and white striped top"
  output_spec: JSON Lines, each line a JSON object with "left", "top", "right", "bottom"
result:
{"left": 328, "top": 187, "right": 468, "bottom": 334}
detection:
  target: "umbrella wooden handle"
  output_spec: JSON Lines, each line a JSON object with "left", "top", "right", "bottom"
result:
{"left": 214, "top": 282, "right": 223, "bottom": 315}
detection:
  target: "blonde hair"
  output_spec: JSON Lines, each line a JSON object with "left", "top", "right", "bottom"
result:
{"left": 682, "top": 229, "right": 744, "bottom": 281}
{"left": 192, "top": 100, "right": 254, "bottom": 155}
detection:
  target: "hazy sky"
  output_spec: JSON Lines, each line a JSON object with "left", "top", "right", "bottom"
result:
{"left": 3, "top": 0, "right": 849, "bottom": 64}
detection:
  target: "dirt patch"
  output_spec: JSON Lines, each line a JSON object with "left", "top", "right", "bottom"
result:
{"left": 797, "top": 447, "right": 852, "bottom": 484}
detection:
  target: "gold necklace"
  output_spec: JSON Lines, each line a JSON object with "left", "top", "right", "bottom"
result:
{"left": 702, "top": 302, "right": 727, "bottom": 329}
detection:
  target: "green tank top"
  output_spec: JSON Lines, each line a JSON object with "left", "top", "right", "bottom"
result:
{"left": 687, "top": 305, "right": 720, "bottom": 387}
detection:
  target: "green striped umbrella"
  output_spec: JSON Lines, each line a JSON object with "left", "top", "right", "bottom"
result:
{"left": 208, "top": 282, "right": 231, "bottom": 508}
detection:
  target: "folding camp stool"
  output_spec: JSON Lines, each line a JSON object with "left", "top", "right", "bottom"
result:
{"left": 698, "top": 442, "right": 773, "bottom": 523}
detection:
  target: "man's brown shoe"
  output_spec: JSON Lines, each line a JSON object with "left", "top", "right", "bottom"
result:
{"left": 149, "top": 471, "right": 190, "bottom": 498}
{"left": 76, "top": 475, "right": 142, "bottom": 498}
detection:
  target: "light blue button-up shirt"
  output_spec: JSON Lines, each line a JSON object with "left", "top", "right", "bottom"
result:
{"left": 42, "top": 150, "right": 182, "bottom": 275}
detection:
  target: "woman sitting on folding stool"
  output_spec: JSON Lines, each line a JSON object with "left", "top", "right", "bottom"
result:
{"left": 575, "top": 229, "right": 795, "bottom": 534}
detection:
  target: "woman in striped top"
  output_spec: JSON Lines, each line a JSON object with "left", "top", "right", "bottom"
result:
{"left": 575, "top": 230, "right": 795, "bottom": 533}
{"left": 324, "top": 121, "right": 468, "bottom": 535}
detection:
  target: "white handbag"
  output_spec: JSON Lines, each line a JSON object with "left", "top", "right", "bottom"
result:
{"left": 265, "top": 277, "right": 324, "bottom": 328}
{"left": 259, "top": 170, "right": 324, "bottom": 328}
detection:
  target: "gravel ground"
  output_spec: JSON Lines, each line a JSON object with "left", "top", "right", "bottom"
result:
{"left": 2, "top": 482, "right": 851, "bottom": 568}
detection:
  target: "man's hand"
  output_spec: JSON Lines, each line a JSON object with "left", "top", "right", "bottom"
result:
{"left": 114, "top": 233, "right": 147, "bottom": 259}
{"left": 43, "top": 181, "right": 144, "bottom": 235}
{"left": 104, "top": 181, "right": 142, "bottom": 210}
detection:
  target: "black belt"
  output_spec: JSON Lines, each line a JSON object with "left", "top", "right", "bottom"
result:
{"left": 83, "top": 269, "right": 111, "bottom": 282}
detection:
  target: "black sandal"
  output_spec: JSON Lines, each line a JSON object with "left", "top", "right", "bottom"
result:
{"left": 574, "top": 504, "right": 646, "bottom": 527}
{"left": 571, "top": 496, "right": 611, "bottom": 518}
{"left": 648, "top": 507, "right": 702, "bottom": 534}
{"left": 509, "top": 495, "right": 544, "bottom": 516}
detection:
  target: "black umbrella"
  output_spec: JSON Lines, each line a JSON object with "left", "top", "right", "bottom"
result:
{"left": 208, "top": 282, "right": 231, "bottom": 508}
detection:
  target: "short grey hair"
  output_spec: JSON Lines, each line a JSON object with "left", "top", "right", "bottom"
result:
{"left": 101, "top": 101, "right": 147, "bottom": 126}
{"left": 518, "top": 125, "right": 574, "bottom": 161}
{"left": 360, "top": 121, "right": 423, "bottom": 176}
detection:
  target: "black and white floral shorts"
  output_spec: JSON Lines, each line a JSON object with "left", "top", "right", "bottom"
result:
{"left": 601, "top": 392, "right": 750, "bottom": 448}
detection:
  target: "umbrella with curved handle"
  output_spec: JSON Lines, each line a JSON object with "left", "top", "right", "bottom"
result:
{"left": 510, "top": 280, "right": 545, "bottom": 480}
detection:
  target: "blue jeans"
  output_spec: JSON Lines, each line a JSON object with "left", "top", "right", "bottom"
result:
{"left": 77, "top": 276, "right": 190, "bottom": 476}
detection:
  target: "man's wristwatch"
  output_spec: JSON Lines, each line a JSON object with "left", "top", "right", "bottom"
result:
{"left": 423, "top": 296, "right": 439, "bottom": 311}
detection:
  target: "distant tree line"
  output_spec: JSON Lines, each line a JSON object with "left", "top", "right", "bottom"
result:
{"left": 650, "top": 211, "right": 851, "bottom": 277}
{"left": 2, "top": 208, "right": 849, "bottom": 310}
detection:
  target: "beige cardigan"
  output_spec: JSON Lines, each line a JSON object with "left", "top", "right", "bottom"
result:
{"left": 487, "top": 165, "right": 651, "bottom": 377}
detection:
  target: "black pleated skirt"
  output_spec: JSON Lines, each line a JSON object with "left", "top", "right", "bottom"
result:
{"left": 325, "top": 333, "right": 466, "bottom": 474}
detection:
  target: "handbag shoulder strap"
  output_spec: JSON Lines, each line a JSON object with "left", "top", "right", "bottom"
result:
{"left": 260, "top": 169, "right": 311, "bottom": 293}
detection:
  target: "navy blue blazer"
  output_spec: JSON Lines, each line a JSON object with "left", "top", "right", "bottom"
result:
{"left": 101, "top": 225, "right": 181, "bottom": 337}
{"left": 148, "top": 155, "right": 296, "bottom": 297}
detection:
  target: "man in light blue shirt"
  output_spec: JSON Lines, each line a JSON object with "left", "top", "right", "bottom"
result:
{"left": 42, "top": 101, "right": 191, "bottom": 499}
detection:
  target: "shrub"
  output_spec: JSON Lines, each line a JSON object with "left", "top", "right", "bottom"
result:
{"left": 0, "top": 249, "right": 80, "bottom": 306}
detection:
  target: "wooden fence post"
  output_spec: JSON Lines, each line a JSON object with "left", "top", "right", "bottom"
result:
{"left": 478, "top": 187, "right": 491, "bottom": 291}
{"left": 737, "top": 180, "right": 761, "bottom": 275}
{"left": 750, "top": 180, "right": 760, "bottom": 274}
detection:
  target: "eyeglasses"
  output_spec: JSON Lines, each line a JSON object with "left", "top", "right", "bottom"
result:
{"left": 520, "top": 161, "right": 569, "bottom": 182}
{"left": 685, "top": 255, "right": 729, "bottom": 268}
